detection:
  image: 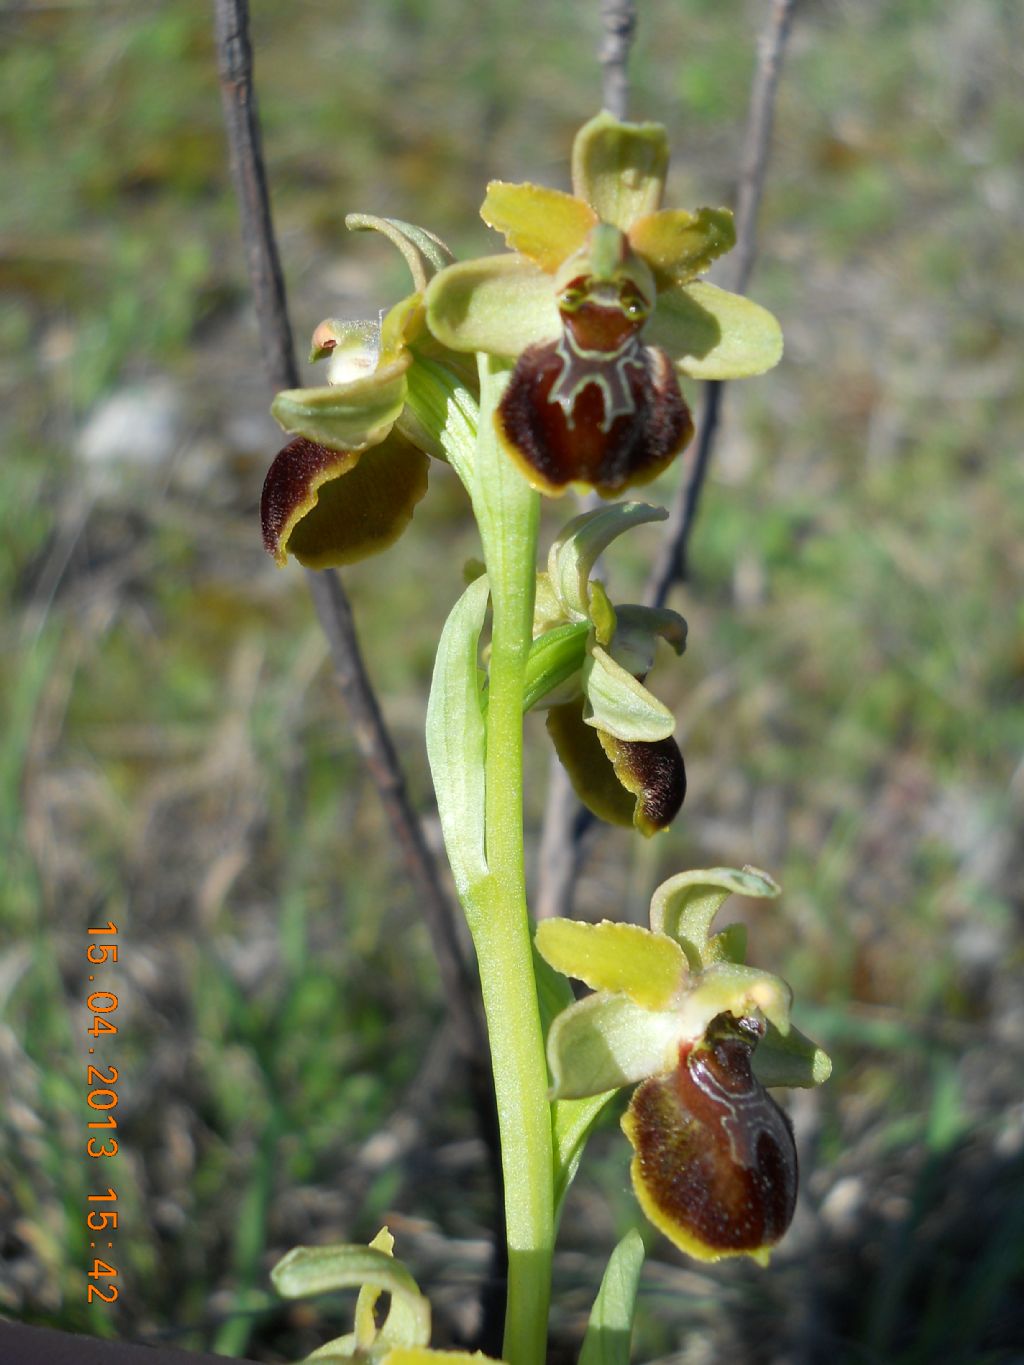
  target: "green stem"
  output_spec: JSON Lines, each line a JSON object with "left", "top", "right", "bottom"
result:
{"left": 470, "top": 357, "right": 551, "bottom": 1365}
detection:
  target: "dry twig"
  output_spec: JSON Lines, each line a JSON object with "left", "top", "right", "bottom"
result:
{"left": 599, "top": 0, "right": 638, "bottom": 118}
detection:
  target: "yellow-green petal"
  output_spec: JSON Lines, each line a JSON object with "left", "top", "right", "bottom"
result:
{"left": 645, "top": 280, "right": 783, "bottom": 380}
{"left": 424, "top": 254, "right": 560, "bottom": 357}
{"left": 572, "top": 111, "right": 669, "bottom": 230}
{"left": 271, "top": 353, "right": 411, "bottom": 451}
{"left": 481, "top": 181, "right": 597, "bottom": 271}
{"left": 546, "top": 992, "right": 684, "bottom": 1099}
{"left": 628, "top": 207, "right": 736, "bottom": 288}
{"left": 535, "top": 918, "right": 688, "bottom": 1010}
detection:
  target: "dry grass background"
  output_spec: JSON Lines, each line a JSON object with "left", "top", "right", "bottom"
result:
{"left": 1, "top": 0, "right": 1022, "bottom": 1361}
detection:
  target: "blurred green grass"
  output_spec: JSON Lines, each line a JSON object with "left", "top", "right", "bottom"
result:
{"left": 2, "top": 0, "right": 1022, "bottom": 1360}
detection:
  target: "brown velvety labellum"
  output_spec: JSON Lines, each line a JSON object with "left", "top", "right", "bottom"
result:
{"left": 261, "top": 437, "right": 358, "bottom": 562}
{"left": 497, "top": 337, "right": 692, "bottom": 496}
{"left": 627, "top": 1014, "right": 797, "bottom": 1258}
{"left": 599, "top": 731, "right": 686, "bottom": 836}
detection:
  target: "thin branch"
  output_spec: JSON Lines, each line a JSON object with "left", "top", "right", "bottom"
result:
{"left": 536, "top": 0, "right": 796, "bottom": 917}
{"left": 211, "top": 0, "right": 487, "bottom": 1065}
{"left": 647, "top": 0, "right": 796, "bottom": 607}
{"left": 599, "top": 0, "right": 638, "bottom": 119}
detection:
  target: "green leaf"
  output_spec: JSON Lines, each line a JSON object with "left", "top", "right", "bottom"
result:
{"left": 271, "top": 354, "right": 411, "bottom": 451}
{"left": 572, "top": 111, "right": 669, "bottom": 230}
{"left": 425, "top": 253, "right": 560, "bottom": 357}
{"left": 346, "top": 213, "right": 455, "bottom": 292}
{"left": 578, "top": 1229, "right": 646, "bottom": 1365}
{"left": 425, "top": 576, "right": 490, "bottom": 900}
{"left": 649, "top": 866, "right": 780, "bottom": 968}
{"left": 551, "top": 1091, "right": 617, "bottom": 1212}
{"left": 546, "top": 993, "right": 682, "bottom": 1100}
{"left": 582, "top": 645, "right": 675, "bottom": 742}
{"left": 271, "top": 1244, "right": 431, "bottom": 1348}
{"left": 645, "top": 280, "right": 783, "bottom": 380}
{"left": 535, "top": 919, "right": 687, "bottom": 1011}
{"left": 753, "top": 1020, "right": 832, "bottom": 1089}
{"left": 522, "top": 621, "right": 589, "bottom": 712}
{"left": 548, "top": 503, "right": 668, "bottom": 620}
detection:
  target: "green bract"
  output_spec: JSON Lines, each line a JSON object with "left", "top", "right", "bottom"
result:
{"left": 536, "top": 868, "right": 830, "bottom": 1265}
{"left": 261, "top": 216, "right": 471, "bottom": 569}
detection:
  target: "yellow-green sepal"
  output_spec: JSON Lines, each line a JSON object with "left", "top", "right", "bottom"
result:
{"left": 424, "top": 254, "right": 560, "bottom": 356}
{"left": 583, "top": 644, "right": 675, "bottom": 742}
{"left": 481, "top": 181, "right": 596, "bottom": 271}
{"left": 753, "top": 1020, "right": 832, "bottom": 1089}
{"left": 572, "top": 111, "right": 669, "bottom": 230}
{"left": 545, "top": 991, "right": 684, "bottom": 1100}
{"left": 649, "top": 866, "right": 781, "bottom": 969}
{"left": 345, "top": 213, "right": 455, "bottom": 292}
{"left": 645, "top": 280, "right": 783, "bottom": 380}
{"left": 548, "top": 502, "right": 668, "bottom": 620}
{"left": 271, "top": 353, "right": 411, "bottom": 452}
{"left": 535, "top": 918, "right": 688, "bottom": 1010}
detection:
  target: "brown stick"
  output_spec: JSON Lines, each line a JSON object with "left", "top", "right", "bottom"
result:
{"left": 211, "top": 0, "right": 487, "bottom": 1064}
{"left": 599, "top": 0, "right": 638, "bottom": 119}
{"left": 647, "top": 0, "right": 796, "bottom": 607}
{"left": 536, "top": 0, "right": 797, "bottom": 916}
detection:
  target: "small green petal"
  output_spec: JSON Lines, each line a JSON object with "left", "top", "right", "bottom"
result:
{"left": 481, "top": 181, "right": 597, "bottom": 271}
{"left": 271, "top": 354, "right": 411, "bottom": 451}
{"left": 587, "top": 579, "right": 617, "bottom": 648}
{"left": 535, "top": 918, "right": 688, "bottom": 1010}
{"left": 546, "top": 992, "right": 684, "bottom": 1100}
{"left": 583, "top": 644, "right": 675, "bottom": 742}
{"left": 572, "top": 111, "right": 669, "bottom": 230}
{"left": 548, "top": 502, "right": 668, "bottom": 621}
{"left": 650, "top": 866, "right": 781, "bottom": 968}
{"left": 354, "top": 1227, "right": 396, "bottom": 1347}
{"left": 424, "top": 254, "right": 560, "bottom": 357}
{"left": 346, "top": 213, "right": 455, "bottom": 292}
{"left": 628, "top": 207, "right": 736, "bottom": 288}
{"left": 645, "top": 280, "right": 783, "bottom": 380}
{"left": 753, "top": 1020, "right": 832, "bottom": 1089}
